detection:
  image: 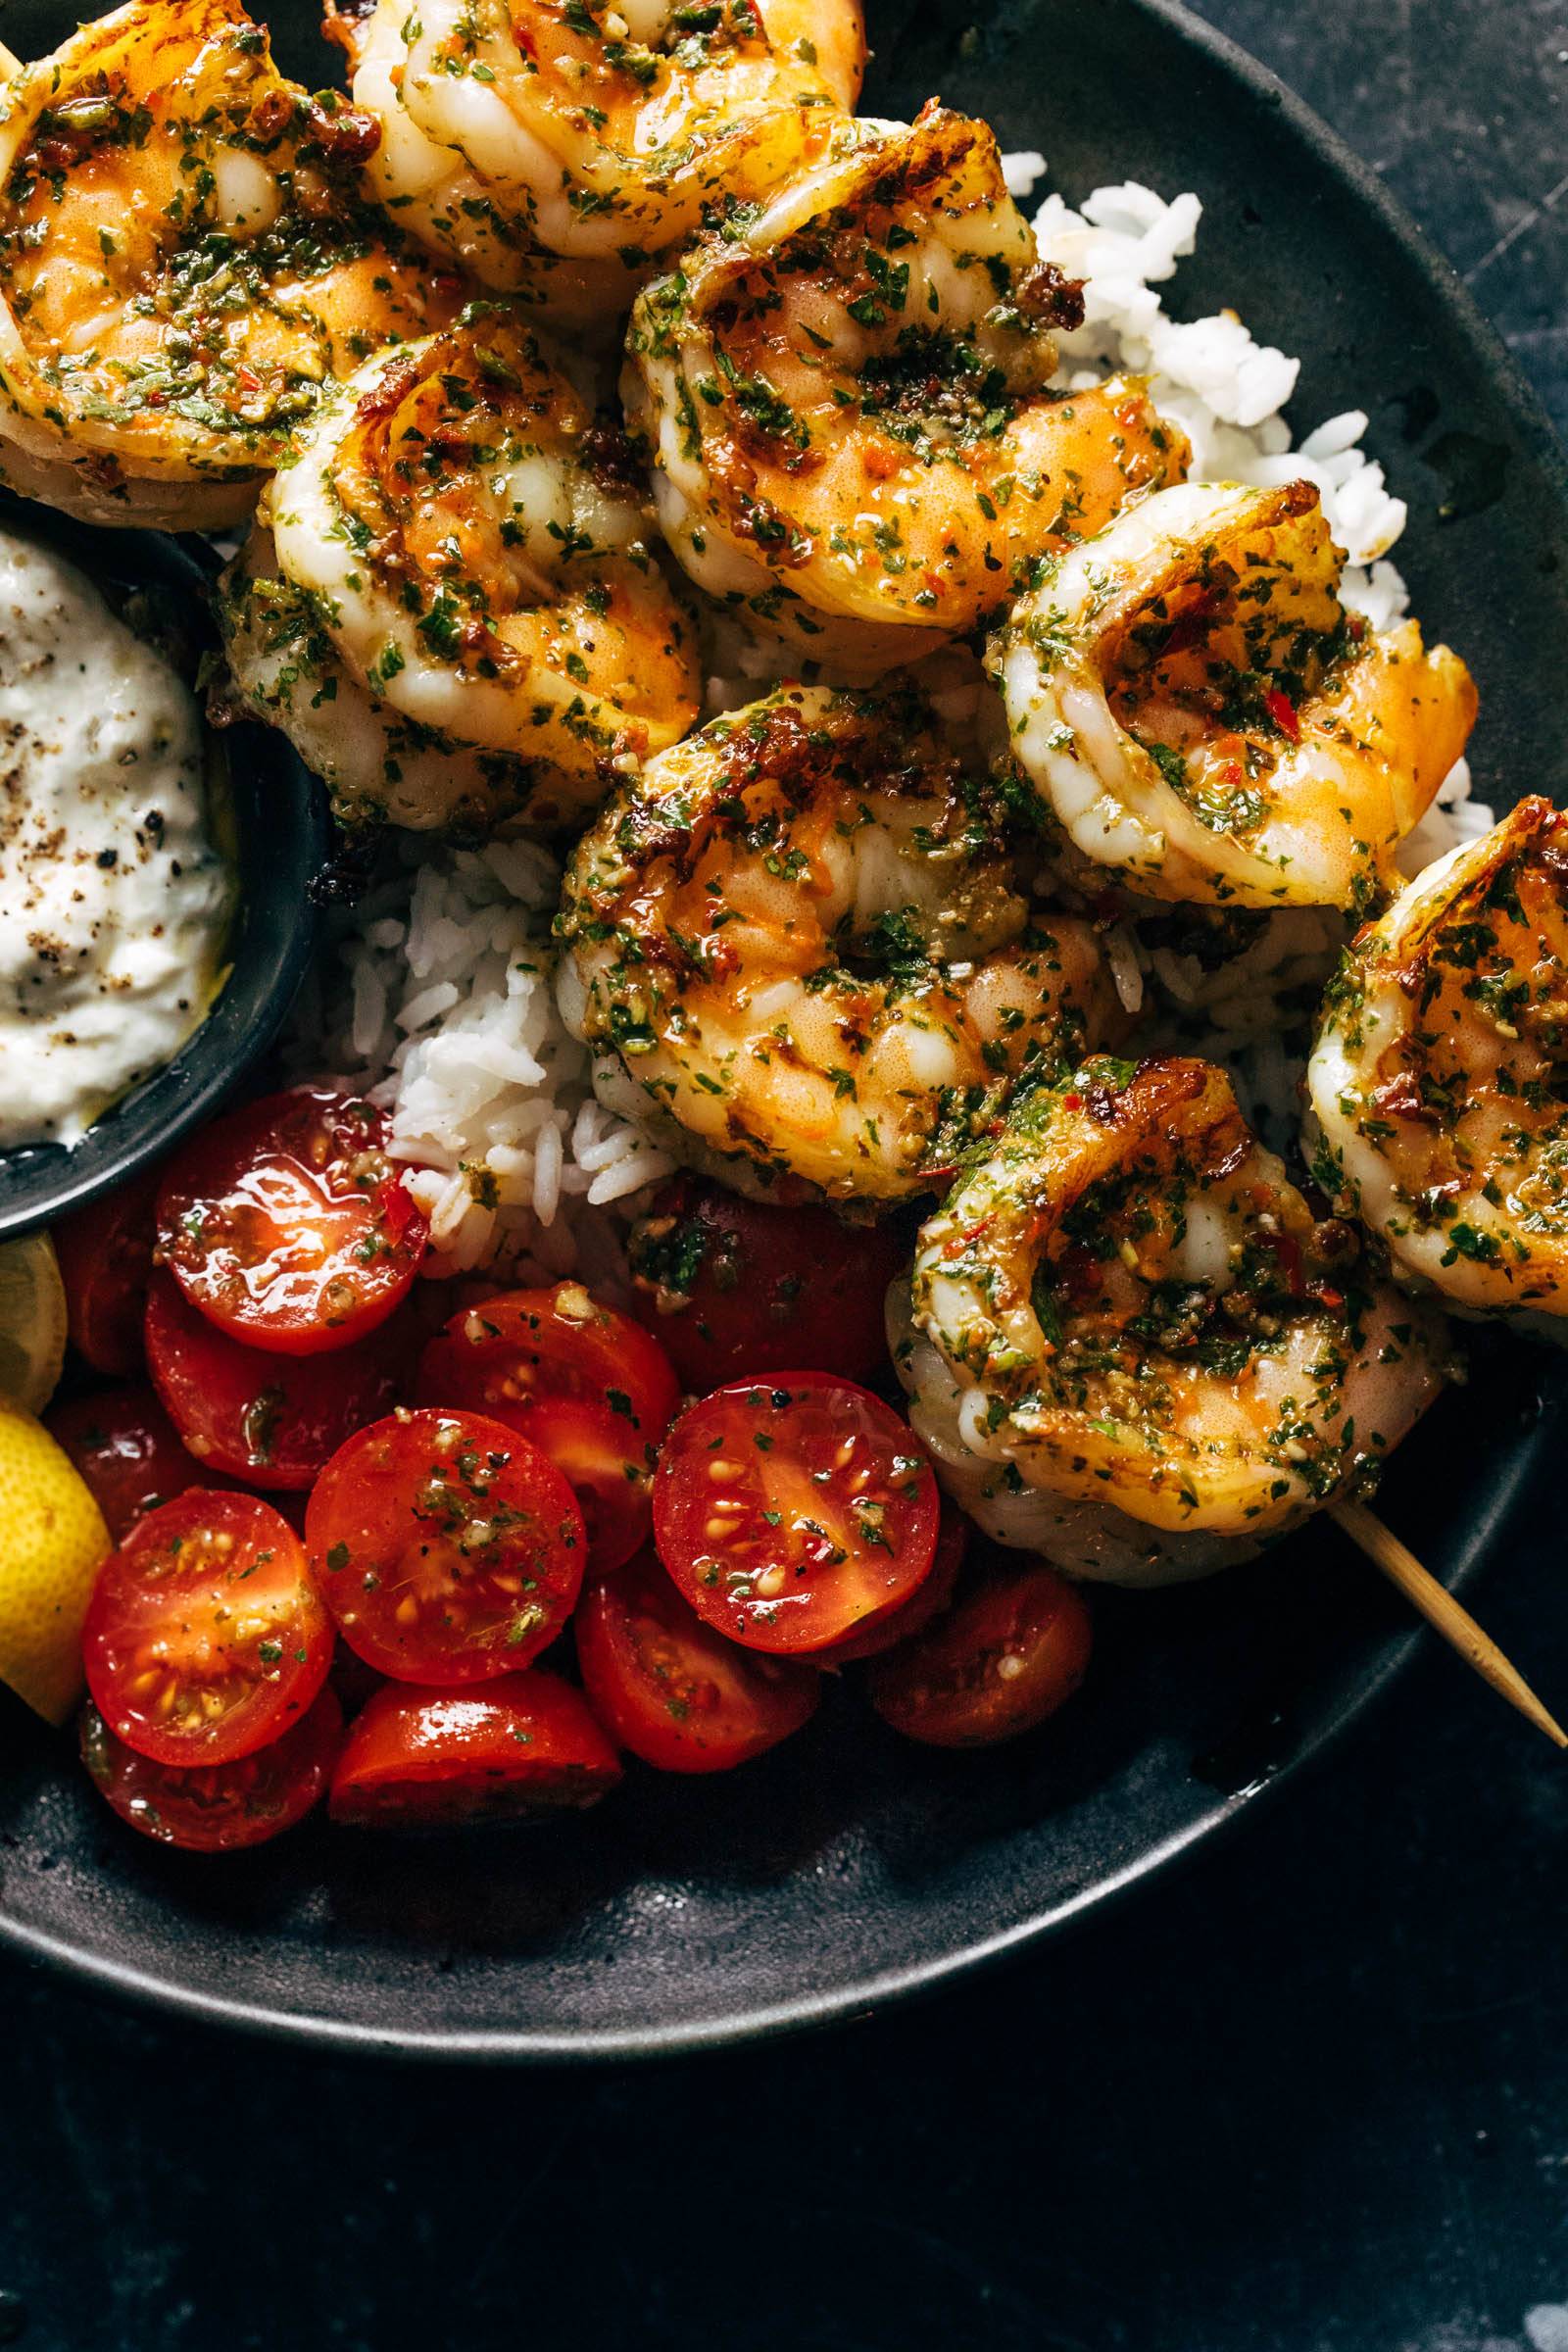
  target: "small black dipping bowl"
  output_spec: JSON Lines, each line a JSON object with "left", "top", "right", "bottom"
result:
{"left": 0, "top": 492, "right": 329, "bottom": 1242}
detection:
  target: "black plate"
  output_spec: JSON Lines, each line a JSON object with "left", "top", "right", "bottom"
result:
{"left": 0, "top": 502, "right": 329, "bottom": 1241}
{"left": 1, "top": 0, "right": 1565, "bottom": 2058}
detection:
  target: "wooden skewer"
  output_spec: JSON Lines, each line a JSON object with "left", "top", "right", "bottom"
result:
{"left": 1331, "top": 1497, "right": 1568, "bottom": 1750}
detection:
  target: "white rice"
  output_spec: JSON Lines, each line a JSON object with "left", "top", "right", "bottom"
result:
{"left": 291, "top": 166, "right": 1494, "bottom": 1268}
{"left": 1027, "top": 175, "right": 1411, "bottom": 622}
{"left": 288, "top": 835, "right": 674, "bottom": 1284}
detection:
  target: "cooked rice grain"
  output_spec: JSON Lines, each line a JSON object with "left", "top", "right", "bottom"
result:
{"left": 290, "top": 836, "right": 674, "bottom": 1283}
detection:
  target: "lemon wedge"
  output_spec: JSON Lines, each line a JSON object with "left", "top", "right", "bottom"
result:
{"left": 0, "top": 1231, "right": 68, "bottom": 1413}
{"left": 0, "top": 1399, "right": 109, "bottom": 1725}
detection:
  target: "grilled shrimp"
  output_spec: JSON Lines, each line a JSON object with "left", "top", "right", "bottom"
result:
{"left": 895, "top": 1055, "right": 1449, "bottom": 1582}
{"left": 624, "top": 105, "right": 1188, "bottom": 680}
{"left": 216, "top": 530, "right": 549, "bottom": 832}
{"left": 1307, "top": 797, "right": 1568, "bottom": 1339}
{"left": 340, "top": 0, "right": 644, "bottom": 332}
{"left": 555, "top": 682, "right": 1129, "bottom": 1201}
{"left": 994, "top": 479, "right": 1477, "bottom": 911}
{"left": 0, "top": 0, "right": 462, "bottom": 529}
{"left": 220, "top": 309, "right": 702, "bottom": 831}
{"left": 375, "top": 0, "right": 863, "bottom": 266}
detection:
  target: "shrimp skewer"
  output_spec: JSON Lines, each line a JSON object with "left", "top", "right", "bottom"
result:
{"left": 555, "top": 682, "right": 1130, "bottom": 1201}
{"left": 624, "top": 104, "right": 1188, "bottom": 680}
{"left": 896, "top": 1055, "right": 1450, "bottom": 1583}
{"left": 1306, "top": 797, "right": 1568, "bottom": 1337}
{"left": 0, "top": 0, "right": 462, "bottom": 528}
{"left": 993, "top": 478, "right": 1477, "bottom": 911}
{"left": 380, "top": 0, "right": 864, "bottom": 265}
{"left": 220, "top": 311, "right": 702, "bottom": 832}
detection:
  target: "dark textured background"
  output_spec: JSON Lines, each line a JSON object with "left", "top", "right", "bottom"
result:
{"left": 2, "top": 3, "right": 1567, "bottom": 2346}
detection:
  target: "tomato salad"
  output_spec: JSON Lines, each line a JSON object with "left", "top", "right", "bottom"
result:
{"left": 49, "top": 1093, "right": 1095, "bottom": 1852}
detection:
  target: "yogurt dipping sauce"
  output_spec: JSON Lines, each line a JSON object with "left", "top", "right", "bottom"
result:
{"left": 0, "top": 528, "right": 231, "bottom": 1149}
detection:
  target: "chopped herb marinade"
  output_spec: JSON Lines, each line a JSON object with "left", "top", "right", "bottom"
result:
{"left": 384, "top": 0, "right": 854, "bottom": 262}
{"left": 1307, "top": 795, "right": 1568, "bottom": 1326}
{"left": 217, "top": 303, "right": 702, "bottom": 830}
{"left": 994, "top": 477, "right": 1478, "bottom": 911}
{"left": 623, "top": 102, "right": 1186, "bottom": 673}
{"left": 907, "top": 1054, "right": 1449, "bottom": 1546}
{"left": 556, "top": 679, "right": 1130, "bottom": 1202}
{"left": 0, "top": 0, "right": 462, "bottom": 520}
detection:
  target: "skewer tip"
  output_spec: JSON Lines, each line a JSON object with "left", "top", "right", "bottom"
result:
{"left": 1330, "top": 1498, "right": 1568, "bottom": 1751}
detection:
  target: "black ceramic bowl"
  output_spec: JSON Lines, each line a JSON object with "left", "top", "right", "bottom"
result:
{"left": 1, "top": 0, "right": 1565, "bottom": 2058}
{"left": 0, "top": 500, "right": 328, "bottom": 1242}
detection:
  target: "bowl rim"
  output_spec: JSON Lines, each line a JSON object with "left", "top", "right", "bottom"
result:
{"left": 2, "top": 0, "right": 1563, "bottom": 2061}
{"left": 0, "top": 1435, "right": 1537, "bottom": 2064}
{"left": 1137, "top": 0, "right": 1568, "bottom": 499}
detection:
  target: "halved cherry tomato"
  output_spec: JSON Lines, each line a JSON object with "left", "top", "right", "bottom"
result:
{"left": 812, "top": 1503, "right": 966, "bottom": 1666}
{"left": 653, "top": 1373, "right": 939, "bottom": 1654}
{"left": 328, "top": 1671, "right": 620, "bottom": 1827}
{"left": 79, "top": 1688, "right": 342, "bottom": 1851}
{"left": 416, "top": 1284, "right": 679, "bottom": 1573}
{"left": 45, "top": 1381, "right": 229, "bottom": 1542}
{"left": 306, "top": 1408, "right": 586, "bottom": 1684}
{"left": 53, "top": 1163, "right": 162, "bottom": 1375}
{"left": 155, "top": 1087, "right": 427, "bottom": 1355}
{"left": 82, "top": 1491, "right": 334, "bottom": 1766}
{"left": 626, "top": 1178, "right": 907, "bottom": 1390}
{"left": 576, "top": 1547, "right": 820, "bottom": 1773}
{"left": 868, "top": 1561, "right": 1094, "bottom": 1747}
{"left": 144, "top": 1270, "right": 408, "bottom": 1491}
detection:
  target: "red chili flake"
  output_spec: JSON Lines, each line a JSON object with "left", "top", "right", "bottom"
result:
{"left": 1312, "top": 1285, "right": 1345, "bottom": 1311}
{"left": 235, "top": 365, "right": 262, "bottom": 398}
{"left": 1261, "top": 1230, "right": 1306, "bottom": 1298}
{"left": 1265, "top": 687, "right": 1302, "bottom": 743}
{"left": 1063, "top": 1093, "right": 1084, "bottom": 1111}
